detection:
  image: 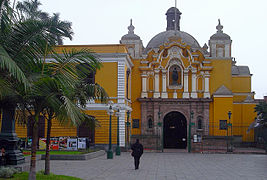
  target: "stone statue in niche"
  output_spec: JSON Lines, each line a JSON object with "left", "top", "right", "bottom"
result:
{"left": 169, "top": 65, "right": 182, "bottom": 86}
{"left": 172, "top": 67, "right": 179, "bottom": 85}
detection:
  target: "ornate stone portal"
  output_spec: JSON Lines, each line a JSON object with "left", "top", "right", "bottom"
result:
{"left": 135, "top": 98, "right": 211, "bottom": 150}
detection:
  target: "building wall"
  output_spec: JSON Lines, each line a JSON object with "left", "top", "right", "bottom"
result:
{"left": 232, "top": 76, "right": 251, "bottom": 93}
{"left": 95, "top": 62, "right": 118, "bottom": 98}
{"left": 210, "top": 59, "right": 232, "bottom": 94}
{"left": 233, "top": 103, "right": 257, "bottom": 142}
{"left": 211, "top": 96, "right": 233, "bottom": 136}
{"left": 131, "top": 60, "right": 142, "bottom": 135}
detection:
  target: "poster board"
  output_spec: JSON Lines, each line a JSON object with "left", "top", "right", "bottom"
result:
{"left": 78, "top": 138, "right": 86, "bottom": 149}
{"left": 67, "top": 138, "right": 78, "bottom": 150}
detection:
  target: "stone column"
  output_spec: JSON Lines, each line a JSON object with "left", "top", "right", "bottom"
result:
{"left": 153, "top": 69, "right": 160, "bottom": 98}
{"left": 204, "top": 72, "right": 211, "bottom": 98}
{"left": 191, "top": 69, "right": 198, "bottom": 98}
{"left": 173, "top": 90, "right": 177, "bottom": 98}
{"left": 141, "top": 73, "right": 148, "bottom": 98}
{"left": 183, "top": 69, "right": 190, "bottom": 98}
{"left": 161, "top": 69, "right": 168, "bottom": 98}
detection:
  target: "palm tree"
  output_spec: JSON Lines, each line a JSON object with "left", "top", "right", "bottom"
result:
{"left": 40, "top": 49, "right": 108, "bottom": 175}
{"left": 0, "top": 2, "right": 108, "bottom": 179}
{"left": 20, "top": 48, "right": 108, "bottom": 179}
{"left": 16, "top": 0, "right": 72, "bottom": 45}
{"left": 0, "top": 0, "right": 73, "bottom": 179}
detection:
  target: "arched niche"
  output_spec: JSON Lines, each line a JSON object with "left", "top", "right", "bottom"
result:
{"left": 167, "top": 59, "right": 183, "bottom": 89}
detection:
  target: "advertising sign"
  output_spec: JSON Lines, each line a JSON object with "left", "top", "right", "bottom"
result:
{"left": 39, "top": 138, "right": 47, "bottom": 150}
{"left": 78, "top": 138, "right": 86, "bottom": 149}
{"left": 59, "top": 137, "right": 68, "bottom": 150}
{"left": 67, "top": 138, "right": 78, "bottom": 150}
{"left": 50, "top": 137, "right": 59, "bottom": 150}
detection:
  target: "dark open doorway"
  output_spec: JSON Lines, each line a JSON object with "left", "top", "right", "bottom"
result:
{"left": 163, "top": 111, "right": 187, "bottom": 149}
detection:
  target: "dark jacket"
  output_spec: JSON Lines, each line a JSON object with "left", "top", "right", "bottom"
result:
{"left": 131, "top": 142, "right": 143, "bottom": 157}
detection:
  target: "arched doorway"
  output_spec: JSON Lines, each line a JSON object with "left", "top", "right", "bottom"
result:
{"left": 163, "top": 111, "right": 187, "bottom": 149}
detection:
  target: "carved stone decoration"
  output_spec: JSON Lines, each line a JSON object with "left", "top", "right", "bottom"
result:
{"left": 138, "top": 98, "right": 211, "bottom": 150}
{"left": 169, "top": 46, "right": 182, "bottom": 60}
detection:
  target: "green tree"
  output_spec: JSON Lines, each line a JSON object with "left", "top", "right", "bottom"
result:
{"left": 16, "top": 0, "right": 72, "bottom": 45}
{"left": 253, "top": 101, "right": 267, "bottom": 152}
{"left": 0, "top": 0, "right": 72, "bottom": 179}
{"left": 16, "top": 48, "right": 107, "bottom": 179}
{"left": 254, "top": 102, "right": 267, "bottom": 127}
{"left": 0, "top": 1, "right": 108, "bottom": 180}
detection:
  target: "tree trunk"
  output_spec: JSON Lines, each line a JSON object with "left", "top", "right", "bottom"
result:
{"left": 28, "top": 116, "right": 39, "bottom": 180}
{"left": 44, "top": 117, "right": 52, "bottom": 175}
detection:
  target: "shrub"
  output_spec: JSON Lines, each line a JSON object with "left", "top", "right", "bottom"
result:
{"left": 0, "top": 167, "right": 19, "bottom": 178}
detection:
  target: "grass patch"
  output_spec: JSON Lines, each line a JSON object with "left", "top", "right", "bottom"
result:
{"left": 0, "top": 171, "right": 81, "bottom": 180}
{"left": 23, "top": 149, "right": 98, "bottom": 156}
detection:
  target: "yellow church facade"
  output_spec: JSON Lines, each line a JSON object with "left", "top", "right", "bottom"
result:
{"left": 8, "top": 7, "right": 258, "bottom": 150}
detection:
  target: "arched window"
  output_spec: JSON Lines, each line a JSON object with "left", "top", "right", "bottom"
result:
{"left": 197, "top": 116, "right": 203, "bottom": 130}
{"left": 169, "top": 65, "right": 182, "bottom": 86}
{"left": 148, "top": 116, "right": 153, "bottom": 129}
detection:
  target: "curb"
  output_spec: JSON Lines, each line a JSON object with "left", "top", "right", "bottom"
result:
{"left": 40, "top": 150, "right": 105, "bottom": 160}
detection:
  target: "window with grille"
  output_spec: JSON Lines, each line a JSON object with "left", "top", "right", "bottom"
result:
{"left": 132, "top": 119, "right": 139, "bottom": 128}
{"left": 219, "top": 120, "right": 227, "bottom": 130}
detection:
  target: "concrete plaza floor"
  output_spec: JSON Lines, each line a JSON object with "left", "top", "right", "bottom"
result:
{"left": 33, "top": 152, "right": 267, "bottom": 180}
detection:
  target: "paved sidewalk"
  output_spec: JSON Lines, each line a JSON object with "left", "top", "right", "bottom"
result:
{"left": 33, "top": 152, "right": 267, "bottom": 180}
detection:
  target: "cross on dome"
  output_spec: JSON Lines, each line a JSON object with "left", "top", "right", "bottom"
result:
{"left": 128, "top": 19, "right": 135, "bottom": 34}
{"left": 216, "top": 19, "right": 223, "bottom": 33}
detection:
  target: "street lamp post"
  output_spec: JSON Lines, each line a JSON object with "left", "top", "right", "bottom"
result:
{"left": 115, "top": 108, "right": 121, "bottom": 156}
{"left": 228, "top": 111, "right": 232, "bottom": 152}
{"left": 188, "top": 111, "right": 194, "bottom": 153}
{"left": 107, "top": 105, "right": 114, "bottom": 159}
{"left": 126, "top": 110, "right": 130, "bottom": 150}
{"left": 157, "top": 111, "right": 163, "bottom": 152}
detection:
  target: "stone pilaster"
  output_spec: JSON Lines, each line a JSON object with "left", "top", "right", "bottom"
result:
{"left": 153, "top": 69, "right": 160, "bottom": 98}
{"left": 183, "top": 69, "right": 190, "bottom": 98}
{"left": 141, "top": 73, "right": 148, "bottom": 98}
{"left": 161, "top": 69, "right": 168, "bottom": 98}
{"left": 204, "top": 72, "right": 211, "bottom": 98}
{"left": 191, "top": 69, "right": 198, "bottom": 98}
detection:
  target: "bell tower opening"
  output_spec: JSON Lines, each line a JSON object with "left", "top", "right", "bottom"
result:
{"left": 166, "top": 7, "right": 182, "bottom": 31}
{"left": 163, "top": 111, "right": 187, "bottom": 149}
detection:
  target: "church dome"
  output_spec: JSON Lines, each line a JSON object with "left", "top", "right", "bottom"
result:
{"left": 145, "top": 30, "right": 201, "bottom": 53}
{"left": 121, "top": 33, "right": 140, "bottom": 40}
{"left": 166, "top": 7, "right": 182, "bottom": 15}
{"left": 210, "top": 32, "right": 230, "bottom": 40}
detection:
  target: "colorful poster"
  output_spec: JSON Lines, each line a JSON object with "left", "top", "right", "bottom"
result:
{"left": 39, "top": 138, "right": 47, "bottom": 150}
{"left": 50, "top": 137, "right": 59, "bottom": 150}
{"left": 59, "top": 137, "right": 68, "bottom": 150}
{"left": 67, "top": 138, "right": 77, "bottom": 150}
{"left": 78, "top": 138, "right": 86, "bottom": 149}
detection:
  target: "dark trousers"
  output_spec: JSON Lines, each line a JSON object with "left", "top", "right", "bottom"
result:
{"left": 134, "top": 156, "right": 140, "bottom": 169}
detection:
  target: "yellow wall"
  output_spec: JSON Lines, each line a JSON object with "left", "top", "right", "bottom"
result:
{"left": 14, "top": 118, "right": 77, "bottom": 138}
{"left": 211, "top": 96, "right": 233, "bottom": 136}
{"left": 233, "top": 103, "right": 257, "bottom": 142}
{"left": 232, "top": 76, "right": 251, "bottom": 93}
{"left": 210, "top": 59, "right": 232, "bottom": 94}
{"left": 84, "top": 110, "right": 118, "bottom": 144}
{"left": 131, "top": 60, "right": 142, "bottom": 135}
{"left": 95, "top": 62, "right": 117, "bottom": 98}
{"left": 54, "top": 44, "right": 128, "bottom": 54}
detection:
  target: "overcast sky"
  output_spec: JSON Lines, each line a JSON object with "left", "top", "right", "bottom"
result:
{"left": 40, "top": 0, "right": 267, "bottom": 99}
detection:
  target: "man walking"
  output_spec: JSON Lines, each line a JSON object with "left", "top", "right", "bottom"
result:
{"left": 131, "top": 139, "right": 143, "bottom": 170}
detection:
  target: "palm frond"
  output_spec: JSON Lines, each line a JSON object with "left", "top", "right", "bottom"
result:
{"left": 0, "top": 44, "right": 29, "bottom": 88}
